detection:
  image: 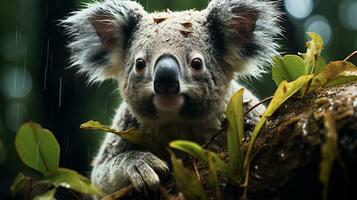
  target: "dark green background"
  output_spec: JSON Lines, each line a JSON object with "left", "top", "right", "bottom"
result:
{"left": 0, "top": 0, "right": 355, "bottom": 199}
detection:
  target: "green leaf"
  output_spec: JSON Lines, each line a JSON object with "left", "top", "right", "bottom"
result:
{"left": 15, "top": 122, "right": 60, "bottom": 174}
{"left": 265, "top": 74, "right": 314, "bottom": 117}
{"left": 34, "top": 189, "right": 56, "bottom": 200}
{"left": 272, "top": 55, "right": 306, "bottom": 85}
{"left": 226, "top": 88, "right": 244, "bottom": 179}
{"left": 300, "top": 32, "right": 324, "bottom": 74}
{"left": 43, "top": 168, "right": 103, "bottom": 196}
{"left": 320, "top": 111, "right": 338, "bottom": 200}
{"left": 80, "top": 121, "right": 166, "bottom": 157}
{"left": 170, "top": 140, "right": 207, "bottom": 162}
{"left": 207, "top": 152, "right": 220, "bottom": 200}
{"left": 10, "top": 172, "right": 28, "bottom": 197}
{"left": 309, "top": 61, "right": 357, "bottom": 92}
{"left": 314, "top": 56, "right": 327, "bottom": 74}
{"left": 170, "top": 153, "right": 208, "bottom": 200}
{"left": 243, "top": 75, "right": 314, "bottom": 186}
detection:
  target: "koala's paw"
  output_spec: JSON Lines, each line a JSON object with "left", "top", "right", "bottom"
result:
{"left": 119, "top": 152, "right": 169, "bottom": 193}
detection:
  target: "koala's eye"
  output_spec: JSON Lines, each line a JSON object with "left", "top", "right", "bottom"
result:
{"left": 135, "top": 58, "right": 146, "bottom": 72}
{"left": 190, "top": 58, "right": 203, "bottom": 71}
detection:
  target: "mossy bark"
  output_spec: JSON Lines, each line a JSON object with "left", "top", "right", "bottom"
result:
{"left": 245, "top": 83, "right": 357, "bottom": 200}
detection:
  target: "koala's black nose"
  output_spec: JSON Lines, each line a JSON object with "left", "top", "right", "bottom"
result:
{"left": 154, "top": 55, "right": 180, "bottom": 95}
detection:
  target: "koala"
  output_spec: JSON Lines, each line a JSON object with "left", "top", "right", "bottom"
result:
{"left": 63, "top": 0, "right": 280, "bottom": 196}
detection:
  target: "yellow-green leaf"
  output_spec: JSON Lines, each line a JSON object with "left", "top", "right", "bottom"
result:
{"left": 320, "top": 111, "right": 338, "bottom": 200}
{"left": 43, "top": 168, "right": 103, "bottom": 196}
{"left": 314, "top": 56, "right": 327, "bottom": 74}
{"left": 272, "top": 55, "right": 306, "bottom": 85}
{"left": 265, "top": 75, "right": 314, "bottom": 117}
{"left": 300, "top": 32, "right": 324, "bottom": 73}
{"left": 170, "top": 153, "right": 208, "bottom": 200}
{"left": 10, "top": 172, "right": 28, "bottom": 197}
{"left": 169, "top": 140, "right": 227, "bottom": 174}
{"left": 243, "top": 74, "right": 314, "bottom": 186}
{"left": 81, "top": 121, "right": 165, "bottom": 157}
{"left": 15, "top": 122, "right": 60, "bottom": 174}
{"left": 169, "top": 140, "right": 207, "bottom": 162}
{"left": 226, "top": 89, "right": 244, "bottom": 179}
{"left": 34, "top": 189, "right": 56, "bottom": 200}
{"left": 309, "top": 61, "right": 357, "bottom": 92}
{"left": 80, "top": 120, "right": 118, "bottom": 133}
{"left": 207, "top": 152, "right": 220, "bottom": 200}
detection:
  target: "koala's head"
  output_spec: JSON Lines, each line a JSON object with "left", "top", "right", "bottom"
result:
{"left": 63, "top": 0, "right": 280, "bottom": 123}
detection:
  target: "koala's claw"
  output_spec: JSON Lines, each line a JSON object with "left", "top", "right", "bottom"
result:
{"left": 123, "top": 152, "right": 169, "bottom": 193}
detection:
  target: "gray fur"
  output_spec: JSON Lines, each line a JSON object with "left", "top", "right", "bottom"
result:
{"left": 63, "top": 0, "right": 281, "bottom": 195}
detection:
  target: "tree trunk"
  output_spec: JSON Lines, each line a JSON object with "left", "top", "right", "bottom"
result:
{"left": 245, "top": 83, "right": 357, "bottom": 200}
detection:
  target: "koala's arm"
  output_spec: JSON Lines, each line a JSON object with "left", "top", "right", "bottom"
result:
{"left": 90, "top": 102, "right": 169, "bottom": 194}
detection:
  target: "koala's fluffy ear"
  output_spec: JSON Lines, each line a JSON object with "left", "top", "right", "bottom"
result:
{"left": 62, "top": 0, "right": 146, "bottom": 83}
{"left": 206, "top": 0, "right": 281, "bottom": 77}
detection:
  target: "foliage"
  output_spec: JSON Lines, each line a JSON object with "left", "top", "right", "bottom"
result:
{"left": 15, "top": 123, "right": 60, "bottom": 174}
{"left": 245, "top": 33, "right": 357, "bottom": 198}
{"left": 11, "top": 122, "right": 103, "bottom": 200}
{"left": 80, "top": 120, "right": 166, "bottom": 157}
{"left": 243, "top": 74, "right": 314, "bottom": 186}
{"left": 170, "top": 153, "right": 208, "bottom": 200}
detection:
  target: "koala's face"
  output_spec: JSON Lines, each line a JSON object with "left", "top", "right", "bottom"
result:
{"left": 63, "top": 0, "right": 280, "bottom": 122}
{"left": 122, "top": 11, "right": 229, "bottom": 122}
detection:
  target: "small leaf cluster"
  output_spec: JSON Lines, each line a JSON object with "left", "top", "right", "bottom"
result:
{"left": 169, "top": 89, "right": 246, "bottom": 200}
{"left": 246, "top": 32, "right": 357, "bottom": 198}
{"left": 272, "top": 32, "right": 357, "bottom": 90}
{"left": 11, "top": 122, "right": 103, "bottom": 200}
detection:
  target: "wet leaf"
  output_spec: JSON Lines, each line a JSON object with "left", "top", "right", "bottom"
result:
{"left": 300, "top": 32, "right": 324, "bottom": 73}
{"left": 80, "top": 120, "right": 118, "bottom": 133}
{"left": 272, "top": 55, "right": 306, "bottom": 85}
{"left": 81, "top": 121, "right": 166, "bottom": 157}
{"left": 170, "top": 140, "right": 207, "bottom": 162}
{"left": 170, "top": 153, "right": 208, "bottom": 200}
{"left": 309, "top": 61, "right": 357, "bottom": 92}
{"left": 243, "top": 75, "right": 314, "bottom": 186}
{"left": 43, "top": 168, "right": 103, "bottom": 196}
{"left": 226, "top": 89, "right": 244, "bottom": 179}
{"left": 170, "top": 140, "right": 228, "bottom": 175}
{"left": 314, "top": 56, "right": 327, "bottom": 74}
{"left": 320, "top": 111, "right": 338, "bottom": 200}
{"left": 34, "top": 188, "right": 56, "bottom": 200}
{"left": 15, "top": 122, "right": 60, "bottom": 174}
{"left": 10, "top": 172, "right": 28, "bottom": 197}
{"left": 207, "top": 152, "right": 220, "bottom": 200}
{"left": 265, "top": 75, "right": 314, "bottom": 117}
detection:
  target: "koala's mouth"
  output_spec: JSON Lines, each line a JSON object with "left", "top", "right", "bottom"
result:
{"left": 153, "top": 94, "right": 184, "bottom": 112}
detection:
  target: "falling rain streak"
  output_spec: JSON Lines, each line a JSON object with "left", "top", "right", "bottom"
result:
{"left": 58, "top": 77, "right": 63, "bottom": 108}
{"left": 23, "top": 48, "right": 27, "bottom": 89}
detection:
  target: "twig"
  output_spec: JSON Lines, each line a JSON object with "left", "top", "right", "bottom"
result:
{"left": 192, "top": 159, "right": 201, "bottom": 182}
{"left": 203, "top": 96, "right": 273, "bottom": 149}
{"left": 25, "top": 178, "right": 33, "bottom": 200}
{"left": 101, "top": 185, "right": 134, "bottom": 200}
{"left": 68, "top": 190, "right": 81, "bottom": 200}
{"left": 202, "top": 124, "right": 227, "bottom": 149}
{"left": 243, "top": 96, "right": 273, "bottom": 116}
{"left": 343, "top": 50, "right": 357, "bottom": 62}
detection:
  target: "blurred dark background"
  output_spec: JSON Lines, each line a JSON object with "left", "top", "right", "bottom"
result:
{"left": 0, "top": 0, "right": 356, "bottom": 199}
